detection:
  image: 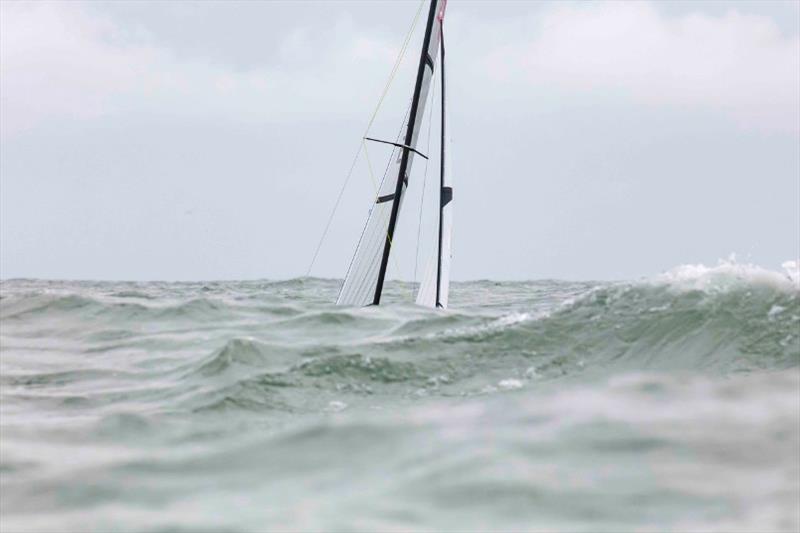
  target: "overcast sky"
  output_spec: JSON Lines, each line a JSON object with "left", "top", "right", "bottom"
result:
{"left": 1, "top": 0, "right": 798, "bottom": 281}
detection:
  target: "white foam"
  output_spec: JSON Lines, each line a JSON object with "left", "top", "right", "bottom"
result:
{"left": 767, "top": 305, "right": 785, "bottom": 319}
{"left": 416, "top": 311, "right": 537, "bottom": 344}
{"left": 652, "top": 257, "right": 800, "bottom": 293}
{"left": 498, "top": 379, "right": 523, "bottom": 391}
{"left": 524, "top": 366, "right": 539, "bottom": 379}
{"left": 781, "top": 260, "right": 799, "bottom": 284}
{"left": 325, "top": 401, "right": 347, "bottom": 412}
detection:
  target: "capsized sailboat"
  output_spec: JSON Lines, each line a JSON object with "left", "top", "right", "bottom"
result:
{"left": 336, "top": 0, "right": 453, "bottom": 308}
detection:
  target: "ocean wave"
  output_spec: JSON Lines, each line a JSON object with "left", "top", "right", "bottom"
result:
{"left": 651, "top": 258, "right": 799, "bottom": 293}
{"left": 2, "top": 268, "right": 799, "bottom": 532}
{"left": 521, "top": 269, "right": 799, "bottom": 375}
{"left": 295, "top": 354, "right": 421, "bottom": 383}
{"left": 192, "top": 337, "right": 275, "bottom": 377}
{"left": 2, "top": 262, "right": 797, "bottom": 407}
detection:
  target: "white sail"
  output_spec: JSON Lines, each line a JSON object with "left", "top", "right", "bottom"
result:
{"left": 335, "top": 153, "right": 408, "bottom": 307}
{"left": 416, "top": 19, "right": 452, "bottom": 309}
{"left": 337, "top": 0, "right": 447, "bottom": 307}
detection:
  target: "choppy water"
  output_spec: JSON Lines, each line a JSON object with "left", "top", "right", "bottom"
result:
{"left": 1, "top": 261, "right": 799, "bottom": 532}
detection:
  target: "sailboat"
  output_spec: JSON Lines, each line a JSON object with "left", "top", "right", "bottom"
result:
{"left": 336, "top": 0, "right": 453, "bottom": 309}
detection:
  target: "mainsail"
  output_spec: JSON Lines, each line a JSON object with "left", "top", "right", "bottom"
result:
{"left": 336, "top": 0, "right": 447, "bottom": 307}
{"left": 416, "top": 22, "right": 452, "bottom": 309}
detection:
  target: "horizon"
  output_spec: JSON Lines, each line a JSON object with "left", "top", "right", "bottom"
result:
{"left": 2, "top": 256, "right": 797, "bottom": 285}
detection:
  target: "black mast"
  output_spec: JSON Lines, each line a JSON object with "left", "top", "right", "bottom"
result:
{"left": 373, "top": 0, "right": 440, "bottom": 305}
{"left": 435, "top": 24, "right": 446, "bottom": 308}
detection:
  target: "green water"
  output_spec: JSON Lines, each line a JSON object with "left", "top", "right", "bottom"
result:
{"left": 1, "top": 263, "right": 798, "bottom": 532}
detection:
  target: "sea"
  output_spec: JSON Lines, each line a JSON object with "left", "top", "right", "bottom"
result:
{"left": 1, "top": 261, "right": 798, "bottom": 532}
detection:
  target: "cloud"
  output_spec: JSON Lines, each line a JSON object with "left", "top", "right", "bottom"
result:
{"left": 2, "top": 1, "right": 797, "bottom": 140}
{"left": 478, "top": 2, "right": 799, "bottom": 132}
{"left": 1, "top": 2, "right": 140, "bottom": 134}
{"left": 0, "top": 2, "right": 408, "bottom": 139}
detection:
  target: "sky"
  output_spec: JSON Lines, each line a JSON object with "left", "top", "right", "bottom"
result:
{"left": 1, "top": 0, "right": 798, "bottom": 281}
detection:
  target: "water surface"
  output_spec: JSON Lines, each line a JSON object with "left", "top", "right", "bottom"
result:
{"left": 1, "top": 262, "right": 798, "bottom": 532}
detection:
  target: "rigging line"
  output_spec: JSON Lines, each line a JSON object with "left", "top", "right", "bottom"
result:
{"left": 305, "top": 0, "right": 426, "bottom": 278}
{"left": 354, "top": 111, "right": 413, "bottom": 299}
{"left": 362, "top": 139, "right": 381, "bottom": 195}
{"left": 337, "top": 101, "right": 412, "bottom": 303}
{"left": 305, "top": 147, "right": 361, "bottom": 278}
{"left": 363, "top": 139, "right": 404, "bottom": 280}
{"left": 413, "top": 58, "right": 438, "bottom": 293}
{"left": 364, "top": 0, "right": 426, "bottom": 135}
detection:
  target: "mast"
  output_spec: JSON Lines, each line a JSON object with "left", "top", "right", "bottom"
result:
{"left": 435, "top": 24, "right": 446, "bottom": 308}
{"left": 413, "top": 1, "right": 452, "bottom": 310}
{"left": 373, "top": 0, "right": 442, "bottom": 305}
